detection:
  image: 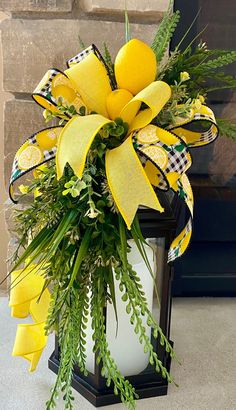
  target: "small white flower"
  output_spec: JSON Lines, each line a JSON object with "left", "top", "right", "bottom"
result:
{"left": 85, "top": 208, "right": 99, "bottom": 219}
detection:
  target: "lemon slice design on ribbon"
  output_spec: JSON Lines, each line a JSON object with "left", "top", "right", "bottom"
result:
{"left": 142, "top": 146, "right": 168, "bottom": 170}
{"left": 181, "top": 173, "right": 192, "bottom": 198}
{"left": 18, "top": 145, "right": 43, "bottom": 170}
{"left": 137, "top": 124, "right": 160, "bottom": 144}
{"left": 36, "top": 129, "right": 59, "bottom": 150}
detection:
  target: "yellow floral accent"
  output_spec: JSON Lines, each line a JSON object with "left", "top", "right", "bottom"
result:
{"left": 33, "top": 163, "right": 48, "bottom": 179}
{"left": 34, "top": 187, "right": 42, "bottom": 198}
{"left": 199, "top": 95, "right": 205, "bottom": 103}
{"left": 180, "top": 71, "right": 190, "bottom": 82}
{"left": 193, "top": 98, "right": 202, "bottom": 111}
{"left": 51, "top": 73, "right": 77, "bottom": 104}
{"left": 19, "top": 184, "right": 29, "bottom": 194}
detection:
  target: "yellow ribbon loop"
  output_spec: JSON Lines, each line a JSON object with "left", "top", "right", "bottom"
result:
{"left": 120, "top": 81, "right": 171, "bottom": 132}
{"left": 9, "top": 126, "right": 63, "bottom": 203}
{"left": 32, "top": 69, "right": 82, "bottom": 119}
{"left": 65, "top": 53, "right": 112, "bottom": 117}
{"left": 56, "top": 114, "right": 111, "bottom": 179}
{"left": 9, "top": 266, "right": 50, "bottom": 371}
{"left": 12, "top": 322, "right": 48, "bottom": 372}
{"left": 106, "top": 135, "right": 164, "bottom": 229}
{"left": 171, "top": 105, "right": 218, "bottom": 147}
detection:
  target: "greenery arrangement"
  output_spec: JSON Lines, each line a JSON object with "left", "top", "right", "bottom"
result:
{"left": 5, "top": 1, "right": 236, "bottom": 409}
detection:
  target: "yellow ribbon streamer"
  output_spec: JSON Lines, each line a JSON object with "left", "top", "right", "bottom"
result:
{"left": 167, "top": 173, "right": 193, "bottom": 262}
{"left": 106, "top": 135, "right": 164, "bottom": 229}
{"left": 56, "top": 114, "right": 112, "bottom": 179}
{"left": 9, "top": 266, "right": 50, "bottom": 371}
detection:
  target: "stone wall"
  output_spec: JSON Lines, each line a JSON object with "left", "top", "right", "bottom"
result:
{"left": 0, "top": 0, "right": 168, "bottom": 286}
{"left": 0, "top": 11, "right": 10, "bottom": 289}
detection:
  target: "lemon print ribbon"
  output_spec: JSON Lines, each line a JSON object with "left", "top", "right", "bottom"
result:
{"left": 9, "top": 42, "right": 218, "bottom": 263}
{"left": 9, "top": 265, "right": 50, "bottom": 371}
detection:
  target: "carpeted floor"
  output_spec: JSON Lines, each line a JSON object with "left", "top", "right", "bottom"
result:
{"left": 0, "top": 296, "right": 236, "bottom": 410}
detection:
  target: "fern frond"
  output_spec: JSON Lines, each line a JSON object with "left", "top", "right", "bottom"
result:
{"left": 151, "top": 2, "right": 180, "bottom": 62}
{"left": 196, "top": 51, "right": 236, "bottom": 71}
{"left": 216, "top": 118, "right": 236, "bottom": 140}
{"left": 102, "top": 42, "right": 116, "bottom": 88}
{"left": 103, "top": 42, "right": 113, "bottom": 69}
{"left": 78, "top": 36, "right": 86, "bottom": 50}
{"left": 203, "top": 72, "right": 236, "bottom": 93}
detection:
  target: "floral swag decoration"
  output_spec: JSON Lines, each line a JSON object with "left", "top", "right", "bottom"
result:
{"left": 6, "top": 3, "right": 236, "bottom": 409}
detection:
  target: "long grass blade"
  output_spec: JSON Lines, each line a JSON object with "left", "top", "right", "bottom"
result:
{"left": 125, "top": 5, "right": 131, "bottom": 43}
{"left": 131, "top": 216, "right": 160, "bottom": 305}
{"left": 10, "top": 227, "right": 52, "bottom": 273}
{"left": 68, "top": 227, "right": 92, "bottom": 288}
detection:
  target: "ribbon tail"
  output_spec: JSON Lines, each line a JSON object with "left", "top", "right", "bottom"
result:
{"left": 9, "top": 265, "right": 50, "bottom": 371}
{"left": 12, "top": 322, "right": 47, "bottom": 372}
{"left": 106, "top": 135, "right": 164, "bottom": 229}
{"left": 56, "top": 114, "right": 111, "bottom": 179}
{"left": 168, "top": 173, "right": 193, "bottom": 262}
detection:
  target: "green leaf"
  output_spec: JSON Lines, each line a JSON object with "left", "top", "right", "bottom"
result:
{"left": 10, "top": 227, "right": 52, "bottom": 272}
{"left": 78, "top": 36, "right": 86, "bottom": 50}
{"left": 125, "top": 5, "right": 131, "bottom": 43}
{"left": 68, "top": 227, "right": 93, "bottom": 288}
{"left": 47, "top": 209, "right": 79, "bottom": 258}
{"left": 105, "top": 265, "right": 119, "bottom": 335}
{"left": 131, "top": 216, "right": 160, "bottom": 306}
{"left": 118, "top": 214, "right": 128, "bottom": 268}
{"left": 199, "top": 51, "right": 236, "bottom": 71}
{"left": 175, "top": 143, "right": 185, "bottom": 152}
{"left": 216, "top": 118, "right": 236, "bottom": 140}
{"left": 79, "top": 106, "right": 86, "bottom": 116}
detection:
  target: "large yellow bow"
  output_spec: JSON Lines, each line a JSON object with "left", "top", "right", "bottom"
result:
{"left": 10, "top": 44, "right": 218, "bottom": 260}
{"left": 9, "top": 43, "right": 218, "bottom": 371}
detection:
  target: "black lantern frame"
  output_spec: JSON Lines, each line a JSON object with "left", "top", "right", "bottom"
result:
{"left": 49, "top": 192, "right": 182, "bottom": 407}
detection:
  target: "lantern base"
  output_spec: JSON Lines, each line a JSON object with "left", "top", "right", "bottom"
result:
{"left": 48, "top": 341, "right": 173, "bottom": 407}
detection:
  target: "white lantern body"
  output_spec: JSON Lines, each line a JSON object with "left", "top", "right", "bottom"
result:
{"left": 85, "top": 239, "right": 157, "bottom": 376}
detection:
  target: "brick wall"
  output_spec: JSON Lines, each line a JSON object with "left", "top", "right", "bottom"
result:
{"left": 0, "top": 0, "right": 169, "bottom": 284}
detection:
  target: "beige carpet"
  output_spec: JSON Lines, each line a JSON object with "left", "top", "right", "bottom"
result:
{"left": 0, "top": 296, "right": 236, "bottom": 410}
